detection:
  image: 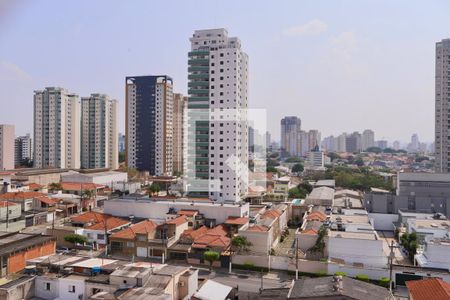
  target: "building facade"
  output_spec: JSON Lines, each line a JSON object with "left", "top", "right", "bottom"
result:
{"left": 280, "top": 116, "right": 301, "bottom": 157}
{"left": 33, "top": 87, "right": 80, "bottom": 169}
{"left": 185, "top": 28, "right": 249, "bottom": 202}
{"left": 80, "top": 94, "right": 118, "bottom": 170}
{"left": 362, "top": 129, "right": 375, "bottom": 151}
{"left": 308, "top": 130, "right": 321, "bottom": 151}
{"left": 173, "top": 93, "right": 187, "bottom": 175}
{"left": 435, "top": 38, "right": 450, "bottom": 172}
{"left": 126, "top": 76, "right": 173, "bottom": 175}
{"left": 15, "top": 134, "right": 33, "bottom": 167}
{"left": 0, "top": 125, "right": 14, "bottom": 170}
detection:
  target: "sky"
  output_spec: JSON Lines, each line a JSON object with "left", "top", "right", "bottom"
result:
{"left": 0, "top": 0, "right": 449, "bottom": 144}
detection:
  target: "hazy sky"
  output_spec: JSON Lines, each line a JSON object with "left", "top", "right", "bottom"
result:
{"left": 0, "top": 0, "right": 449, "bottom": 144}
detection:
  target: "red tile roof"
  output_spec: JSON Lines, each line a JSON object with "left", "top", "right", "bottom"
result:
{"left": 406, "top": 278, "right": 450, "bottom": 300}
{"left": 0, "top": 191, "right": 45, "bottom": 200}
{"left": 224, "top": 217, "right": 249, "bottom": 226}
{"left": 262, "top": 209, "right": 281, "bottom": 219}
{"left": 301, "top": 229, "right": 318, "bottom": 235}
{"left": 182, "top": 226, "right": 209, "bottom": 240}
{"left": 70, "top": 212, "right": 129, "bottom": 231}
{"left": 0, "top": 201, "right": 19, "bottom": 207}
{"left": 28, "top": 183, "right": 43, "bottom": 190}
{"left": 110, "top": 220, "right": 158, "bottom": 240}
{"left": 306, "top": 211, "right": 327, "bottom": 222}
{"left": 178, "top": 210, "right": 198, "bottom": 217}
{"left": 166, "top": 216, "right": 188, "bottom": 226}
{"left": 36, "top": 196, "right": 57, "bottom": 205}
{"left": 60, "top": 182, "right": 105, "bottom": 191}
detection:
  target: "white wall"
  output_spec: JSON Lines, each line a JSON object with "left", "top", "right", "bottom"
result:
{"left": 369, "top": 213, "right": 398, "bottom": 231}
{"left": 327, "top": 237, "right": 388, "bottom": 268}
{"left": 35, "top": 277, "right": 59, "bottom": 300}
{"left": 104, "top": 199, "right": 249, "bottom": 224}
{"left": 57, "top": 277, "right": 85, "bottom": 300}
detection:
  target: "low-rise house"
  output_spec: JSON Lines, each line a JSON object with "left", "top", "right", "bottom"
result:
{"left": 406, "top": 218, "right": 450, "bottom": 243}
{"left": 305, "top": 187, "right": 335, "bottom": 206}
{"left": 0, "top": 231, "right": 55, "bottom": 277}
{"left": 69, "top": 212, "right": 130, "bottom": 247}
{"left": 406, "top": 278, "right": 450, "bottom": 300}
{"left": 273, "top": 176, "right": 291, "bottom": 195}
{"left": 0, "top": 201, "right": 24, "bottom": 231}
{"left": 239, "top": 204, "right": 288, "bottom": 254}
{"left": 193, "top": 279, "right": 233, "bottom": 300}
{"left": 0, "top": 275, "right": 35, "bottom": 300}
{"left": 110, "top": 216, "right": 188, "bottom": 260}
{"left": 415, "top": 238, "right": 450, "bottom": 271}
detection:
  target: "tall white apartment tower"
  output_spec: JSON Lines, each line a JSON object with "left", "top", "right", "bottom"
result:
{"left": 362, "top": 129, "right": 375, "bottom": 151}
{"left": 173, "top": 93, "right": 187, "bottom": 175}
{"left": 34, "top": 87, "right": 80, "bottom": 169}
{"left": 436, "top": 39, "right": 450, "bottom": 172}
{"left": 0, "top": 125, "right": 15, "bottom": 170}
{"left": 280, "top": 116, "right": 301, "bottom": 157}
{"left": 81, "top": 94, "right": 118, "bottom": 170}
{"left": 186, "top": 28, "right": 249, "bottom": 202}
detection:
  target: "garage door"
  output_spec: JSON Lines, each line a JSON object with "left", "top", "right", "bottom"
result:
{"left": 137, "top": 247, "right": 147, "bottom": 257}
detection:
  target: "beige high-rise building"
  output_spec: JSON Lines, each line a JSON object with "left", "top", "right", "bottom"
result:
{"left": 362, "top": 129, "right": 375, "bottom": 151}
{"left": 435, "top": 38, "right": 450, "bottom": 173}
{"left": 34, "top": 87, "right": 80, "bottom": 169}
{"left": 173, "top": 93, "right": 187, "bottom": 175}
{"left": 0, "top": 125, "right": 15, "bottom": 170}
{"left": 81, "top": 94, "right": 118, "bottom": 170}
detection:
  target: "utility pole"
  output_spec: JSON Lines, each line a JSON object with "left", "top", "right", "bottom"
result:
{"left": 5, "top": 200, "right": 9, "bottom": 232}
{"left": 389, "top": 240, "right": 395, "bottom": 293}
{"left": 260, "top": 268, "right": 263, "bottom": 293}
{"left": 295, "top": 237, "right": 299, "bottom": 280}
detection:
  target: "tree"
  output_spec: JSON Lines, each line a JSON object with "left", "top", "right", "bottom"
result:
{"left": 231, "top": 236, "right": 252, "bottom": 253}
{"left": 64, "top": 233, "right": 87, "bottom": 245}
{"left": 400, "top": 232, "right": 418, "bottom": 261}
{"left": 291, "top": 163, "right": 304, "bottom": 174}
{"left": 266, "top": 166, "right": 278, "bottom": 173}
{"left": 298, "top": 182, "right": 313, "bottom": 193}
{"left": 288, "top": 187, "right": 306, "bottom": 199}
{"left": 48, "top": 182, "right": 62, "bottom": 192}
{"left": 147, "top": 183, "right": 160, "bottom": 196}
{"left": 203, "top": 251, "right": 220, "bottom": 270}
{"left": 327, "top": 152, "right": 340, "bottom": 162}
{"left": 285, "top": 156, "right": 302, "bottom": 163}
{"left": 366, "top": 147, "right": 382, "bottom": 154}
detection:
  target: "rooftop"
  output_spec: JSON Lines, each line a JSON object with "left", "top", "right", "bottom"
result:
{"left": 406, "top": 278, "right": 450, "bottom": 300}
{"left": 307, "top": 187, "right": 335, "bottom": 201}
{"left": 328, "top": 231, "right": 377, "bottom": 240}
{"left": 110, "top": 220, "right": 158, "bottom": 240}
{"left": 0, "top": 232, "right": 55, "bottom": 256}
{"left": 194, "top": 279, "right": 232, "bottom": 300}
{"left": 412, "top": 219, "right": 450, "bottom": 230}
{"left": 288, "top": 276, "right": 392, "bottom": 300}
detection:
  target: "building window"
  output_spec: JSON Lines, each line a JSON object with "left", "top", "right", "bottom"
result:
{"left": 44, "top": 282, "right": 51, "bottom": 290}
{"left": 97, "top": 234, "right": 105, "bottom": 240}
{"left": 68, "top": 285, "right": 76, "bottom": 293}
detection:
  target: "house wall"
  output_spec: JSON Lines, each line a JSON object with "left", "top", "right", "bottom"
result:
{"left": 84, "top": 281, "right": 117, "bottom": 299}
{"left": 327, "top": 237, "right": 388, "bottom": 268}
{"left": 368, "top": 213, "right": 398, "bottom": 231}
{"left": 296, "top": 232, "right": 318, "bottom": 253}
{"left": 58, "top": 277, "right": 85, "bottom": 300}
{"left": 239, "top": 229, "right": 272, "bottom": 255}
{"left": 35, "top": 276, "right": 59, "bottom": 300}
{"left": 0, "top": 277, "right": 35, "bottom": 300}
{"left": 104, "top": 199, "right": 249, "bottom": 224}
{"left": 45, "top": 227, "right": 83, "bottom": 248}
{"left": 8, "top": 241, "right": 55, "bottom": 274}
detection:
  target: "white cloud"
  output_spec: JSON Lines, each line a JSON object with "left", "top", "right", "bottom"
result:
{"left": 330, "top": 31, "right": 358, "bottom": 60}
{"left": 283, "top": 19, "right": 328, "bottom": 37}
{"left": 0, "top": 61, "right": 32, "bottom": 81}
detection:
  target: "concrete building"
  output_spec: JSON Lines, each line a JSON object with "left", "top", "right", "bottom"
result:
{"left": 299, "top": 130, "right": 309, "bottom": 156}
{"left": 0, "top": 125, "right": 14, "bottom": 170}
{"left": 280, "top": 117, "right": 301, "bottom": 158}
{"left": 336, "top": 133, "right": 347, "bottom": 153}
{"left": 415, "top": 238, "right": 450, "bottom": 271}
{"left": 365, "top": 172, "right": 450, "bottom": 217}
{"left": 345, "top": 132, "right": 361, "bottom": 153}
{"left": 104, "top": 196, "right": 250, "bottom": 225}
{"left": 173, "top": 93, "right": 187, "bottom": 175}
{"left": 376, "top": 140, "right": 388, "bottom": 150}
{"left": 307, "top": 150, "right": 325, "bottom": 168}
{"left": 308, "top": 130, "right": 321, "bottom": 151}
{"left": 14, "top": 134, "right": 33, "bottom": 167}
{"left": 34, "top": 87, "right": 81, "bottom": 169}
{"left": 435, "top": 38, "right": 450, "bottom": 173}
{"left": 126, "top": 75, "right": 173, "bottom": 175}
{"left": 362, "top": 129, "right": 375, "bottom": 151}
{"left": 321, "top": 135, "right": 335, "bottom": 152}
{"left": 186, "top": 28, "right": 249, "bottom": 202}
{"left": 81, "top": 94, "right": 118, "bottom": 170}
{"left": 0, "top": 231, "right": 55, "bottom": 278}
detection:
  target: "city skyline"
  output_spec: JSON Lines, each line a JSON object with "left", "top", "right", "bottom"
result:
{"left": 1, "top": 1, "right": 448, "bottom": 143}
